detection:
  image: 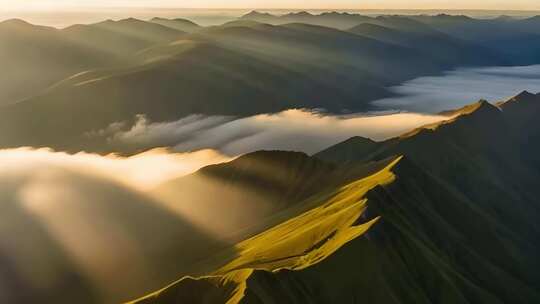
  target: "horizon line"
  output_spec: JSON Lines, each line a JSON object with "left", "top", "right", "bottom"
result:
{"left": 3, "top": 7, "right": 540, "bottom": 12}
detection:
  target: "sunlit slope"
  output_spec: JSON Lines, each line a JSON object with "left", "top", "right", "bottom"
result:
{"left": 0, "top": 19, "right": 112, "bottom": 104}
{"left": 151, "top": 150, "right": 390, "bottom": 241}
{"left": 62, "top": 18, "right": 185, "bottom": 59}
{"left": 0, "top": 18, "right": 184, "bottom": 105}
{"left": 134, "top": 95, "right": 540, "bottom": 304}
{"left": 0, "top": 22, "right": 428, "bottom": 151}
{"left": 314, "top": 93, "right": 540, "bottom": 302}
{"left": 131, "top": 157, "right": 401, "bottom": 304}
{"left": 0, "top": 16, "right": 516, "bottom": 152}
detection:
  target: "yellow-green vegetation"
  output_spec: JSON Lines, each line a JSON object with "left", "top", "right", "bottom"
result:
{"left": 131, "top": 156, "right": 402, "bottom": 304}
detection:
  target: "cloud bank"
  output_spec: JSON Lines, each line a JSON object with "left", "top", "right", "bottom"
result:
{"left": 0, "top": 147, "right": 231, "bottom": 190}
{"left": 99, "top": 109, "right": 447, "bottom": 156}
{"left": 0, "top": 149, "right": 230, "bottom": 303}
{"left": 372, "top": 64, "right": 540, "bottom": 112}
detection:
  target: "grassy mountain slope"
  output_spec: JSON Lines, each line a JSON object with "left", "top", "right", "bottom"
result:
{"left": 132, "top": 157, "right": 400, "bottom": 304}
{"left": 1, "top": 14, "right": 534, "bottom": 153}
{"left": 151, "top": 150, "right": 386, "bottom": 241}
{"left": 131, "top": 93, "right": 540, "bottom": 303}
{"left": 0, "top": 22, "right": 450, "bottom": 152}
{"left": 318, "top": 96, "right": 540, "bottom": 240}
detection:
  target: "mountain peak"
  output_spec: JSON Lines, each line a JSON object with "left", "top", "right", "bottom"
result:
{"left": 456, "top": 99, "right": 501, "bottom": 119}
{"left": 0, "top": 18, "right": 29, "bottom": 26}
{"left": 499, "top": 91, "right": 540, "bottom": 126}
{"left": 0, "top": 18, "right": 36, "bottom": 29}
{"left": 514, "top": 90, "right": 536, "bottom": 99}
{"left": 284, "top": 11, "right": 314, "bottom": 18}
{"left": 500, "top": 91, "right": 538, "bottom": 109}
{"left": 242, "top": 10, "right": 274, "bottom": 18}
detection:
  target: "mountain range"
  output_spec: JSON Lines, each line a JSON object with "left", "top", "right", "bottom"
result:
{"left": 2, "top": 12, "right": 540, "bottom": 152}
{"left": 2, "top": 11, "right": 540, "bottom": 304}
{"left": 127, "top": 90, "right": 540, "bottom": 304}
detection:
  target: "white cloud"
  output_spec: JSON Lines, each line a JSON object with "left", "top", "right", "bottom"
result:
{"left": 0, "top": 147, "right": 231, "bottom": 190}
{"left": 99, "top": 109, "right": 447, "bottom": 156}
{"left": 372, "top": 65, "right": 540, "bottom": 112}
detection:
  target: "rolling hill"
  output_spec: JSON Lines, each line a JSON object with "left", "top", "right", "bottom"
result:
{"left": 62, "top": 18, "right": 185, "bottom": 59}
{"left": 4, "top": 14, "right": 540, "bottom": 153}
{"left": 129, "top": 91, "right": 540, "bottom": 303}
{"left": 0, "top": 18, "right": 185, "bottom": 105}
{"left": 0, "top": 16, "right": 509, "bottom": 153}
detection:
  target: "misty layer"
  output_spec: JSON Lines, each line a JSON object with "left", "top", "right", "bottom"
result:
{"left": 372, "top": 65, "right": 540, "bottom": 112}
{"left": 0, "top": 150, "right": 230, "bottom": 304}
{"left": 94, "top": 109, "right": 448, "bottom": 155}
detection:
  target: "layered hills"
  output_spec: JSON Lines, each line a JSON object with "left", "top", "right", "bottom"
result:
{"left": 0, "top": 18, "right": 184, "bottom": 105}
{"left": 129, "top": 91, "right": 540, "bottom": 303}
{"left": 0, "top": 13, "right": 513, "bottom": 152}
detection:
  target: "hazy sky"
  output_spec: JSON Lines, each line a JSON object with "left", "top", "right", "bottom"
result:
{"left": 2, "top": 0, "right": 540, "bottom": 11}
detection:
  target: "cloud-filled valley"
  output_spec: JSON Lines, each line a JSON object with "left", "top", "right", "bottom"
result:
{"left": 97, "top": 109, "right": 448, "bottom": 156}
{"left": 372, "top": 65, "right": 540, "bottom": 112}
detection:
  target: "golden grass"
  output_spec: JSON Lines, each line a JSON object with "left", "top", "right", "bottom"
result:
{"left": 129, "top": 156, "right": 402, "bottom": 304}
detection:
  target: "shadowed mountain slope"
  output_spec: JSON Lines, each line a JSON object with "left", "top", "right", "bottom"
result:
{"left": 132, "top": 93, "right": 540, "bottom": 303}
{"left": 0, "top": 22, "right": 451, "bottom": 152}
{"left": 348, "top": 21, "right": 502, "bottom": 67}
{"left": 409, "top": 14, "right": 540, "bottom": 65}
{"left": 1, "top": 14, "right": 539, "bottom": 154}
{"left": 241, "top": 12, "right": 540, "bottom": 65}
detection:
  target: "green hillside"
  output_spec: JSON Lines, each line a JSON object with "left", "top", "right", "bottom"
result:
{"left": 0, "top": 21, "right": 446, "bottom": 152}
{"left": 4, "top": 14, "right": 540, "bottom": 153}
{"left": 129, "top": 92, "right": 540, "bottom": 303}
{"left": 152, "top": 150, "right": 389, "bottom": 242}
{"left": 132, "top": 157, "right": 401, "bottom": 304}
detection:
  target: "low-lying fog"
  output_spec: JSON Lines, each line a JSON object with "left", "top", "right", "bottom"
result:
{"left": 372, "top": 65, "right": 540, "bottom": 112}
{"left": 96, "top": 110, "right": 447, "bottom": 156}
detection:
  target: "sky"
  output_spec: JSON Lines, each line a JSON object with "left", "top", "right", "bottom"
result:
{"left": 2, "top": 0, "right": 540, "bottom": 11}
